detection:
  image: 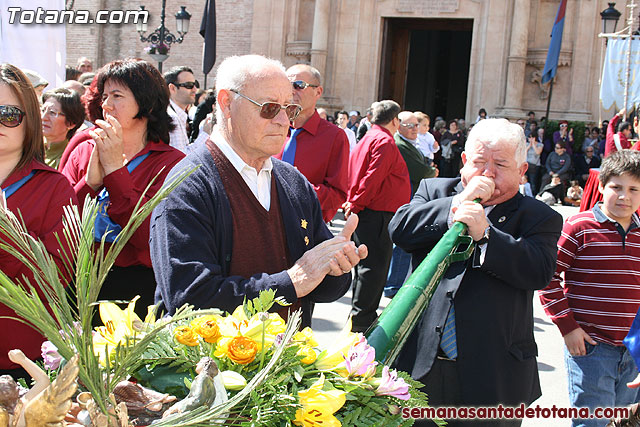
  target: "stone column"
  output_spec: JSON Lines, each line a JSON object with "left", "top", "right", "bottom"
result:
{"left": 310, "top": 0, "right": 330, "bottom": 77}
{"left": 503, "top": 0, "right": 530, "bottom": 111}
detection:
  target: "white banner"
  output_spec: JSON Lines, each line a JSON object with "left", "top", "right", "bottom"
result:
{"left": 0, "top": 0, "right": 66, "bottom": 90}
{"left": 600, "top": 38, "right": 640, "bottom": 111}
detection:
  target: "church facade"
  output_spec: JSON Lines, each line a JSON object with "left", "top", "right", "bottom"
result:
{"left": 67, "top": 0, "right": 629, "bottom": 124}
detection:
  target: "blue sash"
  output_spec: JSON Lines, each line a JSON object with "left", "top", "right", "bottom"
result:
{"left": 94, "top": 152, "right": 150, "bottom": 243}
{"left": 624, "top": 309, "right": 640, "bottom": 370}
{"left": 2, "top": 171, "right": 36, "bottom": 199}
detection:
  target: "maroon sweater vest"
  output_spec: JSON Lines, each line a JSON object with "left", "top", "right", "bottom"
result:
{"left": 208, "top": 141, "right": 301, "bottom": 318}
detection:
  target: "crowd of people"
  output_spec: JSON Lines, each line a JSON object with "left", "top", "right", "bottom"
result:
{"left": 1, "top": 53, "right": 640, "bottom": 427}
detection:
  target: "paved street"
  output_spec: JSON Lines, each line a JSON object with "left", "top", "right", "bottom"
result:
{"left": 313, "top": 205, "right": 580, "bottom": 426}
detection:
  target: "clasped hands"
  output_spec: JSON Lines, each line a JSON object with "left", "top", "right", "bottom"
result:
{"left": 288, "top": 214, "right": 368, "bottom": 298}
{"left": 86, "top": 115, "right": 126, "bottom": 191}
{"left": 452, "top": 176, "right": 493, "bottom": 242}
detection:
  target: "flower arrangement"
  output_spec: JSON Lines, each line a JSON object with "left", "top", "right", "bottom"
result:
{"left": 144, "top": 42, "right": 169, "bottom": 55}
{"left": 112, "top": 290, "right": 445, "bottom": 426}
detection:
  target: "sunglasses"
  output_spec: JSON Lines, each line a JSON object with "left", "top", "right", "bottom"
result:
{"left": 400, "top": 123, "right": 418, "bottom": 129}
{"left": 0, "top": 105, "right": 25, "bottom": 128}
{"left": 291, "top": 80, "right": 319, "bottom": 90}
{"left": 231, "top": 89, "right": 302, "bottom": 121}
{"left": 174, "top": 81, "right": 200, "bottom": 90}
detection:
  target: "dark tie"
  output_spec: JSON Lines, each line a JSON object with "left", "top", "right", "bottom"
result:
{"left": 282, "top": 128, "right": 302, "bottom": 165}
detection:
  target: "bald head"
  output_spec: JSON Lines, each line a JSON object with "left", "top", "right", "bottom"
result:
{"left": 286, "top": 64, "right": 322, "bottom": 86}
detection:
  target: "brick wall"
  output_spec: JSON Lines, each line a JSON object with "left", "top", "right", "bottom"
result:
{"left": 66, "top": 0, "right": 254, "bottom": 89}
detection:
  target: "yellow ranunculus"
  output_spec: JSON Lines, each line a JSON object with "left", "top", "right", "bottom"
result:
{"left": 294, "top": 327, "right": 318, "bottom": 347}
{"left": 174, "top": 326, "right": 199, "bottom": 347}
{"left": 219, "top": 336, "right": 258, "bottom": 365}
{"left": 297, "top": 345, "right": 317, "bottom": 365}
{"left": 191, "top": 315, "right": 222, "bottom": 343}
{"left": 293, "top": 375, "right": 346, "bottom": 427}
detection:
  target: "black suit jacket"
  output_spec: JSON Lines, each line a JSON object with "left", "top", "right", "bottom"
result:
{"left": 389, "top": 177, "right": 562, "bottom": 406}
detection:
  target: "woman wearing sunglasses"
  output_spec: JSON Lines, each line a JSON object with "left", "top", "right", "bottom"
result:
{"left": 41, "top": 88, "right": 85, "bottom": 169}
{"left": 0, "top": 63, "right": 78, "bottom": 379}
{"left": 61, "top": 59, "right": 185, "bottom": 316}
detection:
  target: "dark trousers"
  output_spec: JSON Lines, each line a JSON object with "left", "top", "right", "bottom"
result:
{"left": 525, "top": 163, "right": 541, "bottom": 194}
{"left": 350, "top": 209, "right": 394, "bottom": 332}
{"left": 414, "top": 357, "right": 522, "bottom": 427}
{"left": 97, "top": 265, "right": 157, "bottom": 321}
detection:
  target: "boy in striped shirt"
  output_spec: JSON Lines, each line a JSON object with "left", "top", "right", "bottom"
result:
{"left": 540, "top": 150, "right": 640, "bottom": 426}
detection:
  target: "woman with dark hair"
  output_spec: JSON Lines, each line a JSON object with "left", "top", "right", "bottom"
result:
{"left": 41, "top": 88, "right": 85, "bottom": 168}
{"left": 0, "top": 63, "right": 77, "bottom": 379}
{"left": 61, "top": 58, "right": 185, "bottom": 314}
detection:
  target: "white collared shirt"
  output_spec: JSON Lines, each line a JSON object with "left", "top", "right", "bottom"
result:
{"left": 212, "top": 128, "right": 273, "bottom": 210}
{"left": 167, "top": 99, "right": 190, "bottom": 153}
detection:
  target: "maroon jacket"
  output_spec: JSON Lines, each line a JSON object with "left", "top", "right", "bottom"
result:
{"left": 347, "top": 124, "right": 411, "bottom": 214}
{"left": 62, "top": 140, "right": 185, "bottom": 268}
{"left": 0, "top": 160, "right": 77, "bottom": 369}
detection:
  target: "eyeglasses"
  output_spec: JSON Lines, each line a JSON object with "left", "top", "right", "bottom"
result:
{"left": 400, "top": 123, "right": 418, "bottom": 129}
{"left": 230, "top": 89, "right": 302, "bottom": 121}
{"left": 291, "top": 80, "right": 319, "bottom": 90}
{"left": 559, "top": 124, "right": 567, "bottom": 128}
{"left": 41, "top": 105, "right": 65, "bottom": 119}
{"left": 174, "top": 80, "right": 200, "bottom": 90}
{"left": 0, "top": 105, "right": 25, "bottom": 127}
{"left": 555, "top": 146, "right": 565, "bottom": 150}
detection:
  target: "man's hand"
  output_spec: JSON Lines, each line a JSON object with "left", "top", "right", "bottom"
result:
{"left": 452, "top": 201, "right": 489, "bottom": 241}
{"left": 459, "top": 175, "right": 495, "bottom": 204}
{"left": 287, "top": 214, "right": 367, "bottom": 298}
{"left": 563, "top": 327, "right": 597, "bottom": 356}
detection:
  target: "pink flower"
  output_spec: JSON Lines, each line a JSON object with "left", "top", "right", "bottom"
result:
{"left": 375, "top": 366, "right": 410, "bottom": 400}
{"left": 41, "top": 341, "right": 62, "bottom": 370}
{"left": 343, "top": 335, "right": 377, "bottom": 377}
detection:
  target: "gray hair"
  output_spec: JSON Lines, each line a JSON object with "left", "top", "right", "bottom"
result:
{"left": 465, "top": 118, "right": 527, "bottom": 165}
{"left": 370, "top": 100, "right": 401, "bottom": 125}
{"left": 214, "top": 55, "right": 286, "bottom": 125}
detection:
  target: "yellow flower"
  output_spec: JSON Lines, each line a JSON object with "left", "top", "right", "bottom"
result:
{"left": 191, "top": 315, "right": 222, "bottom": 343}
{"left": 294, "top": 327, "right": 318, "bottom": 347}
{"left": 314, "top": 326, "right": 360, "bottom": 372}
{"left": 293, "top": 375, "right": 346, "bottom": 427}
{"left": 93, "top": 296, "right": 144, "bottom": 364}
{"left": 297, "top": 345, "right": 317, "bottom": 365}
{"left": 174, "top": 326, "right": 199, "bottom": 347}
{"left": 216, "top": 336, "right": 258, "bottom": 365}
{"left": 266, "top": 313, "right": 286, "bottom": 335}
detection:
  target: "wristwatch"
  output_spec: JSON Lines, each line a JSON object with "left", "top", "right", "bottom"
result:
{"left": 476, "top": 225, "right": 491, "bottom": 245}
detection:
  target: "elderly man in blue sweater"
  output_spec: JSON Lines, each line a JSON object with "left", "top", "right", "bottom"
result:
{"left": 150, "top": 55, "right": 367, "bottom": 327}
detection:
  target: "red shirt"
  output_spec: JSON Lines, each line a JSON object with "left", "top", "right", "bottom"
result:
{"left": 59, "top": 127, "right": 93, "bottom": 172}
{"left": 0, "top": 160, "right": 78, "bottom": 369}
{"left": 347, "top": 124, "right": 411, "bottom": 214}
{"left": 605, "top": 114, "right": 631, "bottom": 157}
{"left": 539, "top": 206, "right": 640, "bottom": 346}
{"left": 61, "top": 140, "right": 185, "bottom": 268}
{"left": 275, "top": 111, "right": 349, "bottom": 222}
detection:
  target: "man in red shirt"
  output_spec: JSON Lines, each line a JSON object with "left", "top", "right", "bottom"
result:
{"left": 275, "top": 64, "right": 349, "bottom": 223}
{"left": 343, "top": 100, "right": 411, "bottom": 332}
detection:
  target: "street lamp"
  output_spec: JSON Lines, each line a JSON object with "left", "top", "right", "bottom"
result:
{"left": 600, "top": 2, "right": 622, "bottom": 35}
{"left": 137, "top": 0, "right": 191, "bottom": 72}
